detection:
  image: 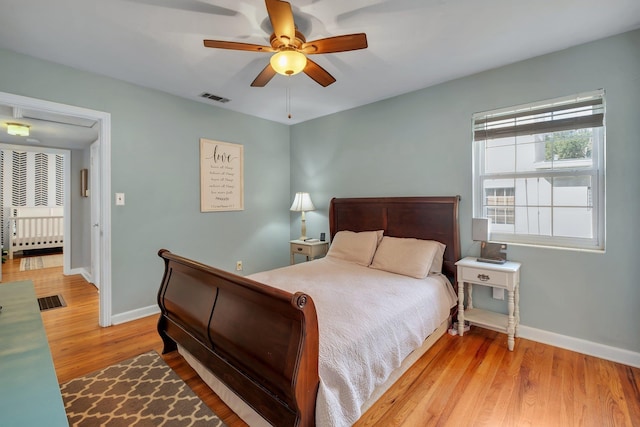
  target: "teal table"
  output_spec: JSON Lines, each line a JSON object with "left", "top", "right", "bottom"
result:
{"left": 0, "top": 280, "right": 69, "bottom": 426}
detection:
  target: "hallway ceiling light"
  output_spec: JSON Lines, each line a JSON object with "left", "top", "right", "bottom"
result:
{"left": 7, "top": 123, "right": 30, "bottom": 136}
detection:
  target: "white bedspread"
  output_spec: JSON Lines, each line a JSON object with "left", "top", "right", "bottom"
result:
{"left": 249, "top": 257, "right": 457, "bottom": 427}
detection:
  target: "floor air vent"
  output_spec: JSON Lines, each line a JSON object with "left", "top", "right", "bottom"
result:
{"left": 38, "top": 294, "right": 66, "bottom": 311}
{"left": 200, "top": 92, "right": 230, "bottom": 103}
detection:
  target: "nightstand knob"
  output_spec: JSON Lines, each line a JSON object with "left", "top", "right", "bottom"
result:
{"left": 478, "top": 273, "right": 490, "bottom": 281}
{"left": 297, "top": 247, "right": 303, "bottom": 251}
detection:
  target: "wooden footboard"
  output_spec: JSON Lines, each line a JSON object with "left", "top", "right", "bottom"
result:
{"left": 157, "top": 249, "right": 319, "bottom": 427}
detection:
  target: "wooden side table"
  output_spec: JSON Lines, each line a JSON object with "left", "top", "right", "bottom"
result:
{"left": 455, "top": 257, "right": 522, "bottom": 351}
{"left": 290, "top": 240, "right": 329, "bottom": 264}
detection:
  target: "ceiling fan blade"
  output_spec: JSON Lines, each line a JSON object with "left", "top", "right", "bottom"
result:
{"left": 251, "top": 63, "right": 277, "bottom": 87}
{"left": 301, "top": 33, "right": 368, "bottom": 54}
{"left": 303, "top": 58, "right": 336, "bottom": 87}
{"left": 265, "top": 0, "right": 295, "bottom": 46}
{"left": 204, "top": 40, "right": 274, "bottom": 52}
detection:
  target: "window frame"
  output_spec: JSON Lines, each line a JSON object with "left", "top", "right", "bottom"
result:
{"left": 472, "top": 90, "right": 605, "bottom": 251}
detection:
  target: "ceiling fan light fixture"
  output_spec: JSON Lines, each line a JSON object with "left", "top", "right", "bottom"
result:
{"left": 270, "top": 49, "right": 307, "bottom": 76}
{"left": 7, "top": 123, "right": 30, "bottom": 136}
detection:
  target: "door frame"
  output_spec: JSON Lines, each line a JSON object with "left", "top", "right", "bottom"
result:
{"left": 90, "top": 140, "right": 101, "bottom": 291}
{"left": 0, "top": 91, "right": 112, "bottom": 326}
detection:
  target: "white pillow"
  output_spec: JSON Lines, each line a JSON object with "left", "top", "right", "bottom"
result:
{"left": 326, "top": 230, "right": 384, "bottom": 266}
{"left": 370, "top": 236, "right": 442, "bottom": 279}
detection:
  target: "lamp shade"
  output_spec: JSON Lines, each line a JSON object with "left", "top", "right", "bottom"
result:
{"left": 290, "top": 192, "right": 315, "bottom": 212}
{"left": 472, "top": 218, "right": 491, "bottom": 241}
{"left": 270, "top": 50, "right": 307, "bottom": 76}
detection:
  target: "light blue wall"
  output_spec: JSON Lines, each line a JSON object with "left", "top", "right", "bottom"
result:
{"left": 0, "top": 48, "right": 291, "bottom": 315}
{"left": 291, "top": 30, "right": 640, "bottom": 354}
{"left": 71, "top": 148, "right": 91, "bottom": 270}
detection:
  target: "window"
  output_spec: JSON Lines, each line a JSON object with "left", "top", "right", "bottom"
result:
{"left": 486, "top": 187, "right": 515, "bottom": 225}
{"left": 473, "top": 90, "right": 605, "bottom": 251}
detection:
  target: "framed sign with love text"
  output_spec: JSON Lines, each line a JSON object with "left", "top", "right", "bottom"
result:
{"left": 200, "top": 138, "right": 244, "bottom": 212}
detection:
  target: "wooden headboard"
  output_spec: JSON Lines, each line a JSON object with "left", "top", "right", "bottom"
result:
{"left": 329, "top": 196, "right": 461, "bottom": 283}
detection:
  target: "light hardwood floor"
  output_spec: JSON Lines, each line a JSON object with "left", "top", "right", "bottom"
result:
{"left": 2, "top": 255, "right": 639, "bottom": 426}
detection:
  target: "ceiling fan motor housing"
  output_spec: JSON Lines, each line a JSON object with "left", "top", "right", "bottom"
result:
{"left": 269, "top": 30, "right": 306, "bottom": 50}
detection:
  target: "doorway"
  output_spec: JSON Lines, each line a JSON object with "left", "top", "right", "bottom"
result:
{"left": 0, "top": 91, "right": 112, "bottom": 326}
{"left": 0, "top": 144, "right": 70, "bottom": 270}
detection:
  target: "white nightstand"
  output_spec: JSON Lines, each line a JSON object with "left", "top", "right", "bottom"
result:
{"left": 290, "top": 240, "right": 329, "bottom": 264}
{"left": 455, "top": 257, "right": 522, "bottom": 351}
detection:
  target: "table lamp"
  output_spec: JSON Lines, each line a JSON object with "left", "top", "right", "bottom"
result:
{"left": 290, "top": 192, "right": 315, "bottom": 241}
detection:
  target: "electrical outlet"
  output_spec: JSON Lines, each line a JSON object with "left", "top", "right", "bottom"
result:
{"left": 236, "top": 261, "right": 243, "bottom": 271}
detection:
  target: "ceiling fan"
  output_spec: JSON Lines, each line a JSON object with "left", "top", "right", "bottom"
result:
{"left": 203, "top": 0, "right": 368, "bottom": 87}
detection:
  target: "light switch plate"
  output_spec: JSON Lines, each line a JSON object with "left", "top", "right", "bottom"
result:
{"left": 493, "top": 287, "right": 505, "bottom": 300}
{"left": 115, "top": 193, "right": 125, "bottom": 206}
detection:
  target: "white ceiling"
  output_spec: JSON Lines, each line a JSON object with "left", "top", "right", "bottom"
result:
{"left": 0, "top": 0, "right": 639, "bottom": 147}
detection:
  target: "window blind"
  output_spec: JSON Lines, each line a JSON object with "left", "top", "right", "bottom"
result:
{"left": 474, "top": 91, "right": 604, "bottom": 141}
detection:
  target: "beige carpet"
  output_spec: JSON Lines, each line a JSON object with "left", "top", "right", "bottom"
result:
{"left": 61, "top": 351, "right": 226, "bottom": 427}
{"left": 19, "top": 254, "right": 63, "bottom": 271}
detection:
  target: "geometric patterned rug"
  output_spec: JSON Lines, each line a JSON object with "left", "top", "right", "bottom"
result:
{"left": 60, "top": 351, "right": 226, "bottom": 427}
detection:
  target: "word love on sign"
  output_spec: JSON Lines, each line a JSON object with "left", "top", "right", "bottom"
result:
{"left": 200, "top": 138, "right": 244, "bottom": 212}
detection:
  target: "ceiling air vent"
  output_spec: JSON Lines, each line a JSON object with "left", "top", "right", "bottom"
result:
{"left": 200, "top": 92, "right": 230, "bottom": 103}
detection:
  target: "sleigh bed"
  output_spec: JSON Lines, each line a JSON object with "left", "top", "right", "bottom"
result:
{"left": 7, "top": 206, "right": 64, "bottom": 259}
{"left": 157, "top": 196, "right": 460, "bottom": 426}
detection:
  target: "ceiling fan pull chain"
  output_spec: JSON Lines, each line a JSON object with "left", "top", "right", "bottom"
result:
{"left": 287, "top": 85, "right": 292, "bottom": 119}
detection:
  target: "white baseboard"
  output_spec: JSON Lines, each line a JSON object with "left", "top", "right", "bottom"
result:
{"left": 67, "top": 267, "right": 90, "bottom": 281}
{"left": 67, "top": 267, "right": 99, "bottom": 290}
{"left": 80, "top": 268, "right": 91, "bottom": 283}
{"left": 111, "top": 304, "right": 160, "bottom": 325}
{"left": 518, "top": 325, "right": 640, "bottom": 368}
{"left": 81, "top": 272, "right": 91, "bottom": 283}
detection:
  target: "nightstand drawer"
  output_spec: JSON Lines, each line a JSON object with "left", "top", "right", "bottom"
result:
{"left": 290, "top": 240, "right": 329, "bottom": 265}
{"left": 291, "top": 243, "right": 312, "bottom": 256}
{"left": 460, "top": 267, "right": 509, "bottom": 288}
